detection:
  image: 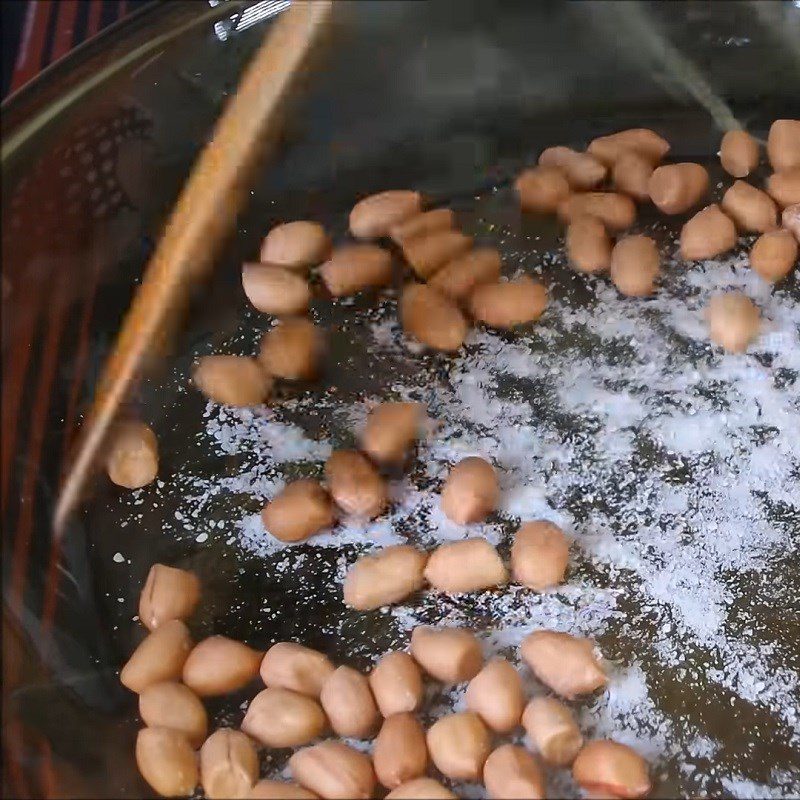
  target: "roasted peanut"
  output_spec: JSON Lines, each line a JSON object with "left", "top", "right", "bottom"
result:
{"left": 522, "top": 696, "right": 583, "bottom": 767}
{"left": 242, "top": 687, "right": 326, "bottom": 748}
{"left": 261, "top": 480, "right": 335, "bottom": 543}
{"left": 410, "top": 626, "right": 482, "bottom": 683}
{"left": 260, "top": 642, "right": 334, "bottom": 698}
{"left": 390, "top": 208, "right": 456, "bottom": 245}
{"left": 706, "top": 291, "right": 760, "bottom": 353}
{"left": 248, "top": 781, "right": 319, "bottom": 800}
{"left": 241, "top": 263, "right": 311, "bottom": 315}
{"left": 721, "top": 180, "right": 778, "bottom": 233}
{"left": 259, "top": 318, "right": 323, "bottom": 381}
{"left": 426, "top": 712, "right": 491, "bottom": 781}
{"left": 767, "top": 119, "right": 800, "bottom": 172}
{"left": 515, "top": 166, "right": 571, "bottom": 213}
{"left": 750, "top": 229, "right": 798, "bottom": 282}
{"left": 290, "top": 741, "right": 376, "bottom": 800}
{"left": 121, "top": 619, "right": 193, "bottom": 694}
{"left": 767, "top": 168, "right": 800, "bottom": 208}
{"left": 107, "top": 421, "right": 158, "bottom": 489}
{"left": 572, "top": 740, "right": 651, "bottom": 799}
{"left": 538, "top": 146, "right": 607, "bottom": 190}
{"left": 182, "top": 636, "right": 262, "bottom": 696}
{"left": 139, "top": 682, "right": 208, "bottom": 748}
{"left": 200, "top": 729, "right": 258, "bottom": 800}
{"left": 402, "top": 229, "right": 472, "bottom": 280}
{"left": 260, "top": 221, "right": 330, "bottom": 271}
{"left": 587, "top": 128, "right": 670, "bottom": 166}
{"left": 719, "top": 130, "right": 759, "bottom": 178}
{"left": 647, "top": 163, "right": 709, "bottom": 214}
{"left": 373, "top": 713, "right": 428, "bottom": 788}
{"left": 139, "top": 563, "right": 201, "bottom": 631}
{"left": 400, "top": 283, "right": 468, "bottom": 352}
{"left": 440, "top": 456, "right": 499, "bottom": 524}
{"left": 325, "top": 449, "right": 387, "bottom": 519}
{"left": 385, "top": 778, "right": 456, "bottom": 799}
{"left": 319, "top": 245, "right": 392, "bottom": 297}
{"left": 343, "top": 545, "right": 428, "bottom": 610}
{"left": 470, "top": 277, "right": 547, "bottom": 329}
{"left": 360, "top": 401, "right": 424, "bottom": 465}
{"left": 784, "top": 203, "right": 800, "bottom": 242}
{"left": 557, "top": 192, "right": 636, "bottom": 231}
{"left": 610, "top": 235, "right": 660, "bottom": 297}
{"left": 520, "top": 630, "right": 607, "bottom": 699}
{"left": 424, "top": 538, "right": 507, "bottom": 594}
{"left": 429, "top": 247, "right": 502, "bottom": 301}
{"left": 612, "top": 152, "right": 654, "bottom": 201}
{"left": 193, "top": 355, "right": 271, "bottom": 407}
{"left": 350, "top": 190, "right": 422, "bottom": 240}
{"left": 369, "top": 652, "right": 424, "bottom": 717}
{"left": 566, "top": 216, "right": 612, "bottom": 274}
{"left": 320, "top": 665, "right": 379, "bottom": 738}
{"left": 680, "top": 204, "right": 737, "bottom": 261}
{"left": 136, "top": 727, "right": 198, "bottom": 798}
{"left": 483, "top": 744, "right": 546, "bottom": 800}
{"left": 511, "top": 520, "right": 570, "bottom": 591}
{"left": 465, "top": 658, "right": 524, "bottom": 733}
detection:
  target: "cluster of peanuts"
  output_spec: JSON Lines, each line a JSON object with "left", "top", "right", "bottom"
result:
{"left": 124, "top": 559, "right": 646, "bottom": 800}
{"left": 109, "top": 120, "right": 799, "bottom": 799}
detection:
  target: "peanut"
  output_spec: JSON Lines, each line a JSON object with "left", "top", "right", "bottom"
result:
{"left": 572, "top": 740, "right": 651, "bottom": 799}
{"left": 369, "top": 651, "right": 424, "bottom": 717}
{"left": 139, "top": 682, "right": 208, "bottom": 748}
{"left": 538, "top": 146, "right": 607, "bottom": 190}
{"left": 706, "top": 291, "right": 760, "bottom": 353}
{"left": 320, "top": 665, "right": 379, "bottom": 738}
{"left": 241, "top": 263, "right": 310, "bottom": 315}
{"left": 719, "top": 130, "right": 759, "bottom": 178}
{"left": 750, "top": 229, "right": 798, "bottom": 282}
{"left": 522, "top": 696, "right": 583, "bottom": 767}
{"left": 680, "top": 204, "right": 737, "bottom": 261}
{"left": 470, "top": 276, "right": 547, "bottom": 329}
{"left": 429, "top": 247, "right": 502, "bottom": 301}
{"left": 426, "top": 712, "right": 491, "bottom": 781}
{"left": 515, "top": 166, "right": 571, "bottom": 213}
{"left": 440, "top": 456, "right": 499, "bottom": 524}
{"left": 721, "top": 180, "right": 778, "bottom": 233}
{"left": 259, "top": 318, "right": 323, "bottom": 381}
{"left": 767, "top": 119, "right": 800, "bottom": 172}
{"left": 135, "top": 727, "right": 198, "bottom": 798}
{"left": 557, "top": 192, "right": 636, "bottom": 231}
{"left": 373, "top": 713, "right": 428, "bottom": 788}
{"left": 360, "top": 401, "right": 424, "bottom": 466}
{"left": 319, "top": 245, "right": 392, "bottom": 297}
{"left": 390, "top": 208, "right": 456, "bottom": 246}
{"left": 350, "top": 190, "right": 421, "bottom": 240}
{"left": 400, "top": 283, "right": 468, "bottom": 352}
{"left": 511, "top": 520, "right": 570, "bottom": 591}
{"left": 261, "top": 480, "right": 335, "bottom": 543}
{"left": 139, "top": 563, "right": 200, "bottom": 631}
{"left": 612, "top": 152, "right": 654, "bottom": 201}
{"left": 587, "top": 128, "right": 670, "bottom": 166}
{"left": 325, "top": 449, "right": 387, "bottom": 519}
{"left": 402, "top": 229, "right": 472, "bottom": 280}
{"left": 248, "top": 781, "right": 319, "bottom": 799}
{"left": 241, "top": 687, "right": 326, "bottom": 748}
{"left": 260, "top": 642, "right": 334, "bottom": 698}
{"left": 385, "top": 778, "right": 456, "bottom": 799}
{"left": 290, "top": 741, "right": 376, "bottom": 800}
{"left": 260, "top": 221, "right": 330, "bottom": 271}
{"left": 610, "top": 235, "right": 660, "bottom": 297}
{"left": 343, "top": 545, "right": 428, "bottom": 610}
{"left": 647, "top": 163, "right": 708, "bottom": 214}
{"left": 192, "top": 355, "right": 271, "bottom": 407}
{"left": 784, "top": 203, "right": 800, "bottom": 242}
{"left": 182, "top": 636, "right": 262, "bottom": 696}
{"left": 410, "top": 626, "right": 482, "bottom": 683}
{"left": 520, "top": 630, "right": 607, "bottom": 699}
{"left": 766, "top": 168, "right": 800, "bottom": 208}
{"left": 106, "top": 420, "right": 158, "bottom": 489}
{"left": 566, "top": 216, "right": 612, "bottom": 274}
{"left": 483, "top": 744, "right": 546, "bottom": 800}
{"left": 121, "top": 619, "right": 193, "bottom": 694}
{"left": 424, "top": 538, "right": 507, "bottom": 594}
{"left": 200, "top": 729, "right": 258, "bottom": 800}
{"left": 465, "top": 658, "right": 524, "bottom": 733}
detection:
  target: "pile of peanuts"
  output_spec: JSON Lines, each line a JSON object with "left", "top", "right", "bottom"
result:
{"left": 109, "top": 119, "right": 799, "bottom": 798}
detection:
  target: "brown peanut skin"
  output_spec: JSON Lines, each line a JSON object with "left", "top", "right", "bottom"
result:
{"left": 290, "top": 741, "right": 376, "bottom": 800}
{"left": 400, "top": 283, "right": 468, "bottom": 352}
{"left": 706, "top": 292, "right": 760, "bottom": 353}
{"left": 260, "top": 642, "right": 334, "bottom": 698}
{"left": 721, "top": 180, "right": 778, "bottom": 233}
{"left": 511, "top": 520, "right": 570, "bottom": 591}
{"left": 200, "top": 729, "right": 259, "bottom": 800}
{"left": 106, "top": 420, "right": 158, "bottom": 489}
{"left": 429, "top": 247, "right": 502, "bottom": 301}
{"left": 260, "top": 221, "right": 330, "bottom": 271}
{"left": 410, "top": 626, "right": 483, "bottom": 683}
{"left": 767, "top": 168, "right": 800, "bottom": 208}
{"left": 241, "top": 687, "right": 326, "bottom": 748}
{"left": 647, "top": 163, "right": 709, "bottom": 214}
{"left": 610, "top": 235, "right": 660, "bottom": 297}
{"left": 572, "top": 740, "right": 651, "bottom": 799}
{"left": 369, "top": 652, "right": 424, "bottom": 717}
{"left": 612, "top": 152, "right": 654, "bottom": 201}
{"left": 424, "top": 538, "right": 508, "bottom": 594}
{"left": 522, "top": 696, "right": 583, "bottom": 767}
{"left": 390, "top": 208, "right": 455, "bottom": 245}
{"left": 385, "top": 778, "right": 456, "bottom": 799}
{"left": 373, "top": 713, "right": 428, "bottom": 788}
{"left": 483, "top": 744, "right": 546, "bottom": 800}
{"left": 193, "top": 355, "right": 271, "bottom": 407}
{"left": 538, "top": 146, "right": 607, "bottom": 190}
{"left": 440, "top": 456, "right": 499, "bottom": 524}
{"left": 680, "top": 204, "right": 737, "bottom": 261}
{"left": 248, "top": 781, "right": 319, "bottom": 800}
{"left": 750, "top": 230, "right": 798, "bottom": 283}
{"left": 360, "top": 402, "right": 424, "bottom": 466}
{"left": 259, "top": 318, "right": 323, "bottom": 381}
{"left": 470, "top": 277, "right": 547, "bottom": 329}
{"left": 767, "top": 119, "right": 800, "bottom": 172}
{"left": 566, "top": 216, "right": 612, "bottom": 274}
{"left": 426, "top": 712, "right": 491, "bottom": 781}
{"left": 325, "top": 449, "right": 387, "bottom": 519}
{"left": 139, "top": 564, "right": 200, "bottom": 631}
{"left": 135, "top": 727, "right": 198, "bottom": 798}
{"left": 320, "top": 666, "right": 380, "bottom": 739}
{"left": 241, "top": 263, "right": 311, "bottom": 315}
{"left": 402, "top": 230, "right": 473, "bottom": 279}
{"left": 121, "top": 619, "right": 193, "bottom": 694}
{"left": 139, "top": 682, "right": 208, "bottom": 748}
{"left": 182, "top": 636, "right": 262, "bottom": 696}
{"left": 587, "top": 128, "right": 670, "bottom": 165}
{"left": 261, "top": 480, "right": 335, "bottom": 543}
{"left": 465, "top": 658, "right": 524, "bottom": 733}
{"left": 557, "top": 192, "right": 637, "bottom": 231}
{"left": 350, "top": 190, "right": 421, "bottom": 240}
{"left": 520, "top": 629, "right": 607, "bottom": 699}
{"left": 344, "top": 545, "right": 428, "bottom": 610}
{"left": 720, "top": 130, "right": 759, "bottom": 178}
{"left": 319, "top": 245, "right": 392, "bottom": 297}
{"left": 515, "top": 166, "right": 571, "bottom": 213}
